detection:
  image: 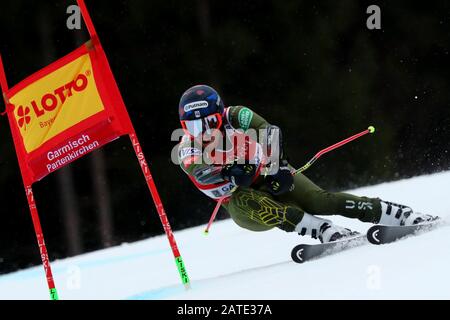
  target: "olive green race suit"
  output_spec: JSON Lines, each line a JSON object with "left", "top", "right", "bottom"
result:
{"left": 178, "top": 106, "right": 382, "bottom": 233}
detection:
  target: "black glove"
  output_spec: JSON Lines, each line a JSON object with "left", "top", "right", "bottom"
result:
{"left": 221, "top": 162, "right": 257, "bottom": 187}
{"left": 265, "top": 159, "right": 295, "bottom": 195}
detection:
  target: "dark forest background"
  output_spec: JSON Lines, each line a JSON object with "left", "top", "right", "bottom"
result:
{"left": 0, "top": 0, "right": 449, "bottom": 274}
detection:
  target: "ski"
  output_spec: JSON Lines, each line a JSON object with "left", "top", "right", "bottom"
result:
{"left": 291, "top": 235, "right": 367, "bottom": 264}
{"left": 367, "top": 220, "right": 443, "bottom": 245}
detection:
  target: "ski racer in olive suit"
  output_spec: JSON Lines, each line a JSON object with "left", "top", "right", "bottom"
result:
{"left": 177, "top": 85, "right": 436, "bottom": 243}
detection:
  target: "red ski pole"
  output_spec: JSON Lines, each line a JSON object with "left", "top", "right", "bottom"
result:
{"left": 204, "top": 126, "right": 376, "bottom": 234}
{"left": 204, "top": 189, "right": 236, "bottom": 235}
{"left": 204, "top": 198, "right": 223, "bottom": 235}
{"left": 293, "top": 126, "right": 376, "bottom": 175}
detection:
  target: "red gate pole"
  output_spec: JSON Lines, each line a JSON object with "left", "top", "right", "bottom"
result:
{"left": 130, "top": 132, "right": 191, "bottom": 289}
{"left": 76, "top": 0, "right": 191, "bottom": 288}
{"left": 25, "top": 186, "right": 59, "bottom": 300}
{"left": 0, "top": 54, "right": 59, "bottom": 300}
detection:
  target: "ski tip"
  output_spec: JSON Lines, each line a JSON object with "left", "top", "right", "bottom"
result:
{"left": 367, "top": 226, "right": 382, "bottom": 245}
{"left": 291, "top": 245, "right": 306, "bottom": 264}
{"left": 368, "top": 126, "right": 376, "bottom": 134}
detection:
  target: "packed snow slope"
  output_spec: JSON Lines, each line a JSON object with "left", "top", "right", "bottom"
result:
{"left": 1, "top": 171, "right": 449, "bottom": 300}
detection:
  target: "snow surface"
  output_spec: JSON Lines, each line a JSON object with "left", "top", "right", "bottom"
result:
{"left": 1, "top": 171, "right": 449, "bottom": 300}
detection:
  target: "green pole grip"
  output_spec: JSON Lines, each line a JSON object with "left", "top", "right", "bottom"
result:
{"left": 175, "top": 256, "right": 191, "bottom": 289}
{"left": 50, "top": 288, "right": 59, "bottom": 300}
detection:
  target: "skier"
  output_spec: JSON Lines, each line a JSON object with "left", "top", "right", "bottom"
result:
{"left": 177, "top": 85, "right": 436, "bottom": 243}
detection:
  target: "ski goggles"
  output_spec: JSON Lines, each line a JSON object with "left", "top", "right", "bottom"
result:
{"left": 181, "top": 113, "right": 223, "bottom": 137}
